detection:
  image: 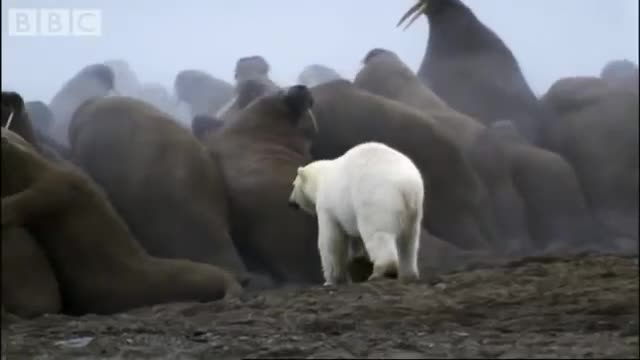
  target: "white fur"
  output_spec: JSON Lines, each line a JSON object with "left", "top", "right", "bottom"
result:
{"left": 289, "top": 142, "right": 424, "bottom": 285}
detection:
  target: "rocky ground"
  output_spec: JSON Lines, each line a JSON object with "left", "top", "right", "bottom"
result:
{"left": 2, "top": 254, "right": 638, "bottom": 359}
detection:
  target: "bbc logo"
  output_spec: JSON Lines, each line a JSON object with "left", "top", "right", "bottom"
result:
{"left": 8, "top": 8, "right": 102, "bottom": 37}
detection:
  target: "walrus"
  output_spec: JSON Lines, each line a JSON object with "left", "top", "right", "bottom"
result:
{"left": 397, "top": 0, "right": 549, "bottom": 145}
{"left": 25, "top": 100, "right": 54, "bottom": 134}
{"left": 600, "top": 59, "right": 639, "bottom": 92}
{"left": 48, "top": 63, "right": 115, "bottom": 146}
{"left": 217, "top": 56, "right": 281, "bottom": 122}
{"left": 234, "top": 55, "right": 274, "bottom": 83}
{"left": 309, "top": 79, "right": 494, "bottom": 251}
{"left": 204, "top": 85, "right": 324, "bottom": 285}
{"left": 103, "top": 59, "right": 141, "bottom": 97}
{"left": 540, "top": 76, "right": 639, "bottom": 246}
{"left": 192, "top": 114, "right": 224, "bottom": 141}
{"left": 218, "top": 78, "right": 281, "bottom": 124}
{"left": 2, "top": 94, "right": 62, "bottom": 319}
{"left": 2, "top": 227, "right": 62, "bottom": 319}
{"left": 136, "top": 82, "right": 191, "bottom": 126}
{"left": 3, "top": 92, "right": 71, "bottom": 162}
{"left": 1, "top": 128, "right": 242, "bottom": 315}
{"left": 482, "top": 120, "right": 603, "bottom": 252}
{"left": 355, "top": 48, "right": 529, "bottom": 254}
{"left": 174, "top": 69, "right": 235, "bottom": 117}
{"left": 68, "top": 96, "right": 250, "bottom": 284}
{"left": 2, "top": 91, "right": 41, "bottom": 151}
{"left": 297, "top": 64, "right": 343, "bottom": 88}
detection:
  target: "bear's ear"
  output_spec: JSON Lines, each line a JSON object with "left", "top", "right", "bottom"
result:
{"left": 2, "top": 91, "right": 25, "bottom": 113}
{"left": 283, "top": 85, "right": 313, "bottom": 122}
{"left": 296, "top": 167, "right": 306, "bottom": 182}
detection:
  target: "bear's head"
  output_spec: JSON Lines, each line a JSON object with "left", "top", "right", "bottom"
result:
{"left": 287, "top": 160, "right": 333, "bottom": 215}
{"left": 288, "top": 166, "right": 317, "bottom": 215}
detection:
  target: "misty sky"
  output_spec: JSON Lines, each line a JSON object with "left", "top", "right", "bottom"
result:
{"left": 2, "top": 0, "right": 638, "bottom": 103}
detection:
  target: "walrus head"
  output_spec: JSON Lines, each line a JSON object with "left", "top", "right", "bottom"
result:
{"left": 174, "top": 70, "right": 214, "bottom": 102}
{"left": 81, "top": 64, "right": 116, "bottom": 92}
{"left": 235, "top": 56, "right": 271, "bottom": 82}
{"left": 227, "top": 84, "right": 318, "bottom": 143}
{"left": 297, "top": 64, "right": 342, "bottom": 88}
{"left": 1, "top": 92, "right": 25, "bottom": 130}
{"left": 601, "top": 59, "right": 639, "bottom": 81}
{"left": 362, "top": 48, "right": 398, "bottom": 65}
{"left": 104, "top": 59, "right": 140, "bottom": 95}
{"left": 397, "top": 0, "right": 464, "bottom": 30}
{"left": 283, "top": 85, "right": 318, "bottom": 133}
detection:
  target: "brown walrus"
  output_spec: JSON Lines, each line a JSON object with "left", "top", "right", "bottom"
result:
{"left": 397, "top": 0, "right": 549, "bottom": 145}
{"left": 540, "top": 76, "right": 639, "bottom": 247}
{"left": 1, "top": 128, "right": 242, "bottom": 315}
{"left": 68, "top": 96, "right": 250, "bottom": 284}
{"left": 2, "top": 92, "right": 63, "bottom": 319}
{"left": 48, "top": 63, "right": 115, "bottom": 146}
{"left": 205, "top": 85, "right": 323, "bottom": 285}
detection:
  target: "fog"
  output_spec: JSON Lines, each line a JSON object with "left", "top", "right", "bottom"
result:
{"left": 2, "top": 0, "right": 638, "bottom": 103}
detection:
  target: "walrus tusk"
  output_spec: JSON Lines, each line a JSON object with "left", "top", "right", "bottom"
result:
{"left": 397, "top": 1, "right": 427, "bottom": 30}
{"left": 308, "top": 109, "right": 319, "bottom": 133}
{"left": 4, "top": 111, "right": 15, "bottom": 130}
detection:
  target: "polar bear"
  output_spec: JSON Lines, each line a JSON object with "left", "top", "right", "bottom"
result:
{"left": 288, "top": 141, "right": 424, "bottom": 285}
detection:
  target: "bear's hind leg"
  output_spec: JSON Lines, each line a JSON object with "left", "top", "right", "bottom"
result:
{"left": 396, "top": 215, "right": 421, "bottom": 283}
{"left": 317, "top": 211, "right": 349, "bottom": 286}
{"left": 360, "top": 231, "right": 398, "bottom": 282}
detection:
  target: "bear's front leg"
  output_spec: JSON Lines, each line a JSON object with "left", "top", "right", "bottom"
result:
{"left": 317, "top": 211, "right": 348, "bottom": 286}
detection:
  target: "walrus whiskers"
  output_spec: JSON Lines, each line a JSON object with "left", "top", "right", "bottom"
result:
{"left": 4, "top": 111, "right": 15, "bottom": 130}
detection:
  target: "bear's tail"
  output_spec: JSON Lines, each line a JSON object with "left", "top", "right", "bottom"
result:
{"left": 401, "top": 179, "right": 424, "bottom": 220}
{"left": 399, "top": 184, "right": 424, "bottom": 238}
